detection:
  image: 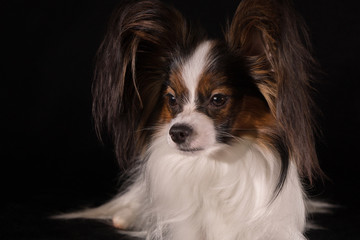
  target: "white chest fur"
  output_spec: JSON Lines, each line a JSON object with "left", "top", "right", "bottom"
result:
{"left": 140, "top": 133, "right": 306, "bottom": 240}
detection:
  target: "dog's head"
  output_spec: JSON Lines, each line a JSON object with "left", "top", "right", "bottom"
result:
{"left": 92, "top": 0, "right": 321, "bottom": 184}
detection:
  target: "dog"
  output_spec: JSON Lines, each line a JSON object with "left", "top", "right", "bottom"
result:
{"left": 56, "top": 0, "right": 325, "bottom": 239}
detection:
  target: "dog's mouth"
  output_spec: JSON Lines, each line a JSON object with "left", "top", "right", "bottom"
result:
{"left": 178, "top": 147, "right": 203, "bottom": 153}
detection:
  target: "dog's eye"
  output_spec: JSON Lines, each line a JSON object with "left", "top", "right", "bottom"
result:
{"left": 210, "top": 94, "right": 228, "bottom": 107}
{"left": 167, "top": 94, "right": 177, "bottom": 107}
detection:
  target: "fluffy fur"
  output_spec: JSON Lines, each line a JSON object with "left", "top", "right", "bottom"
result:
{"left": 56, "top": 0, "right": 324, "bottom": 239}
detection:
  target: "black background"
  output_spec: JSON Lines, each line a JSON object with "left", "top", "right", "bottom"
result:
{"left": 2, "top": 0, "right": 360, "bottom": 239}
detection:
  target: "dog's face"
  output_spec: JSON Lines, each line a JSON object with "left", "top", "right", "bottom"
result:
{"left": 159, "top": 41, "right": 273, "bottom": 153}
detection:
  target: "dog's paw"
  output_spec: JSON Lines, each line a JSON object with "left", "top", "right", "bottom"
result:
{"left": 112, "top": 215, "right": 129, "bottom": 229}
{"left": 112, "top": 208, "right": 135, "bottom": 229}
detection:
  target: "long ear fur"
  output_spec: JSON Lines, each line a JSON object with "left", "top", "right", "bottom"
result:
{"left": 92, "top": 0, "right": 196, "bottom": 169}
{"left": 226, "top": 0, "right": 321, "bottom": 182}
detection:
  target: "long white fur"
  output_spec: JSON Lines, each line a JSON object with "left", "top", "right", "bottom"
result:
{"left": 56, "top": 40, "right": 310, "bottom": 240}
{"left": 58, "top": 133, "right": 307, "bottom": 239}
{"left": 142, "top": 127, "right": 306, "bottom": 240}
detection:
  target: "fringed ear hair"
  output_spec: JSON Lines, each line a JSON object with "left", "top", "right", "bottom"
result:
{"left": 92, "top": 0, "right": 191, "bottom": 169}
{"left": 226, "top": 0, "right": 321, "bottom": 183}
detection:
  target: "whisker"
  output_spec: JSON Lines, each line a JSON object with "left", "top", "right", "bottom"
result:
{"left": 216, "top": 130, "right": 245, "bottom": 143}
{"left": 136, "top": 125, "right": 163, "bottom": 133}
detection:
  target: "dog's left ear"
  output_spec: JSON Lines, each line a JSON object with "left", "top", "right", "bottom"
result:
{"left": 226, "top": 0, "right": 321, "bottom": 181}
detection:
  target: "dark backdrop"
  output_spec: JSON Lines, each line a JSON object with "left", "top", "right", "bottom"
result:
{"left": 2, "top": 0, "right": 360, "bottom": 239}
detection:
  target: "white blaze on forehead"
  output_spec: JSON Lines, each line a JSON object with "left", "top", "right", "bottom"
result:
{"left": 168, "top": 41, "right": 216, "bottom": 151}
{"left": 181, "top": 41, "right": 212, "bottom": 104}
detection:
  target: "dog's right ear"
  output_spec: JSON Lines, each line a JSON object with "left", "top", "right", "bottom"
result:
{"left": 92, "top": 0, "right": 191, "bottom": 168}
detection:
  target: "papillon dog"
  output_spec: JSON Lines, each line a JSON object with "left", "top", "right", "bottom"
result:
{"left": 57, "top": 0, "right": 324, "bottom": 239}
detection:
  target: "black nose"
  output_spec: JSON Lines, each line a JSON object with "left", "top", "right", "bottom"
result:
{"left": 169, "top": 124, "right": 193, "bottom": 144}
